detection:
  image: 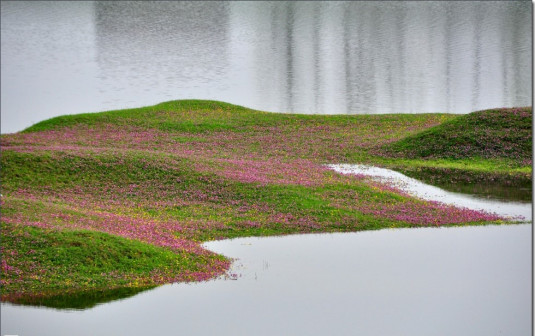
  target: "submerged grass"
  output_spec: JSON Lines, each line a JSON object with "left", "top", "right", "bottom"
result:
{"left": 1, "top": 100, "right": 530, "bottom": 307}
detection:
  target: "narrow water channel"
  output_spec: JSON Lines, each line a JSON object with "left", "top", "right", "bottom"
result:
{"left": 327, "top": 164, "right": 532, "bottom": 221}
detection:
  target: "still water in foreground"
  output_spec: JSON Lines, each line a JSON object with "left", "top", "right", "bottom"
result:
{"left": 1, "top": 224, "right": 531, "bottom": 336}
{"left": 1, "top": 166, "right": 531, "bottom": 335}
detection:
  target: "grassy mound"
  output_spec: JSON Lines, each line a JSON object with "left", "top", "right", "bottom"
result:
{"left": 0, "top": 221, "right": 227, "bottom": 308}
{"left": 380, "top": 107, "right": 532, "bottom": 163}
{"left": 1, "top": 100, "right": 525, "bottom": 307}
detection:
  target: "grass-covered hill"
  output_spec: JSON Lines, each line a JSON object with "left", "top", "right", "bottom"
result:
{"left": 0, "top": 100, "right": 529, "bottom": 307}
{"left": 380, "top": 107, "right": 532, "bottom": 163}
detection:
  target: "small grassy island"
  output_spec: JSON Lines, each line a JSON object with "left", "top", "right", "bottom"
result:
{"left": 1, "top": 100, "right": 531, "bottom": 308}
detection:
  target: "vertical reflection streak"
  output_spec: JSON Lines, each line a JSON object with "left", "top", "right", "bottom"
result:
{"left": 444, "top": 3, "right": 452, "bottom": 112}
{"left": 471, "top": 3, "right": 483, "bottom": 110}
{"left": 312, "top": 2, "right": 321, "bottom": 114}
{"left": 500, "top": 3, "right": 511, "bottom": 107}
{"left": 343, "top": 2, "right": 353, "bottom": 115}
{"left": 286, "top": 2, "right": 295, "bottom": 112}
{"left": 395, "top": 3, "right": 407, "bottom": 112}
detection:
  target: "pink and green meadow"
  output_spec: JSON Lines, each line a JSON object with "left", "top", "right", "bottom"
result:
{"left": 1, "top": 100, "right": 531, "bottom": 307}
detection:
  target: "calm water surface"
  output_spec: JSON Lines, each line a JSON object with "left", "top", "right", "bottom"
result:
{"left": 1, "top": 225, "right": 531, "bottom": 336}
{"left": 1, "top": 1, "right": 531, "bottom": 133}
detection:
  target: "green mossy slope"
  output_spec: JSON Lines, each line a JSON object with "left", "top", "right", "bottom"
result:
{"left": 381, "top": 107, "right": 532, "bottom": 162}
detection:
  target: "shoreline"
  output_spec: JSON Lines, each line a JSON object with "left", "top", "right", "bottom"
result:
{"left": 1, "top": 100, "right": 531, "bottom": 307}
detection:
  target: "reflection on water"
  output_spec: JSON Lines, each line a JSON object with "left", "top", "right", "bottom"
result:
{"left": 328, "top": 164, "right": 532, "bottom": 221}
{"left": 94, "top": 1, "right": 230, "bottom": 105}
{"left": 427, "top": 181, "right": 532, "bottom": 202}
{"left": 396, "top": 166, "right": 533, "bottom": 202}
{"left": 2, "top": 225, "right": 531, "bottom": 336}
{"left": 1, "top": 1, "right": 531, "bottom": 133}
{"left": 5, "top": 286, "right": 154, "bottom": 311}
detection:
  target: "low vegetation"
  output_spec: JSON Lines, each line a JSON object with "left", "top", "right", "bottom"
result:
{"left": 380, "top": 107, "right": 531, "bottom": 162}
{"left": 1, "top": 100, "right": 530, "bottom": 307}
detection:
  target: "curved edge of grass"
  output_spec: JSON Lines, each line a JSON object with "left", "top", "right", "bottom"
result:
{"left": 380, "top": 106, "right": 532, "bottom": 162}
{"left": 20, "top": 99, "right": 455, "bottom": 134}
{"left": 0, "top": 217, "right": 510, "bottom": 310}
{"left": 0, "top": 222, "right": 228, "bottom": 309}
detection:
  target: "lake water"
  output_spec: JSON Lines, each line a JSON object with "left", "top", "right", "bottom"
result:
{"left": 1, "top": 1, "right": 531, "bottom": 133}
{"left": 1, "top": 225, "right": 531, "bottom": 336}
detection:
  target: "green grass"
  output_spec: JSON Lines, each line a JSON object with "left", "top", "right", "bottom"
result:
{"left": 0, "top": 221, "right": 225, "bottom": 307}
{"left": 1, "top": 100, "right": 530, "bottom": 308}
{"left": 381, "top": 107, "right": 532, "bottom": 161}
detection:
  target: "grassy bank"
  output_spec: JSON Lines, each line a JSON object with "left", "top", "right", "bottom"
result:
{"left": 1, "top": 100, "right": 530, "bottom": 307}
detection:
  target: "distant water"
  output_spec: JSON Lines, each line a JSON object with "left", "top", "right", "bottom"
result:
{"left": 1, "top": 1, "right": 531, "bottom": 133}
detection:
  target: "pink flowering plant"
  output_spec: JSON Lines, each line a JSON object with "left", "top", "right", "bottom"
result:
{"left": 0, "top": 100, "right": 530, "bottom": 307}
